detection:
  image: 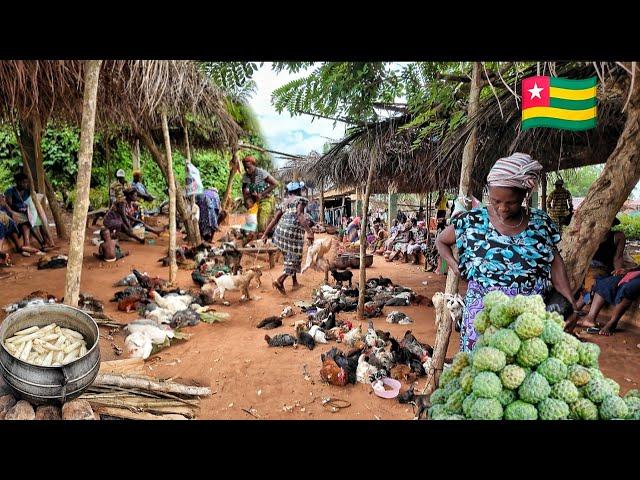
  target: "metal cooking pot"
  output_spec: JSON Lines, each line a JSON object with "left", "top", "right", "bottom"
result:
{"left": 0, "top": 304, "right": 100, "bottom": 405}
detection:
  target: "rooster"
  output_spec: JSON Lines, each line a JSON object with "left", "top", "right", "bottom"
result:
{"left": 400, "top": 331, "right": 433, "bottom": 362}
{"left": 118, "top": 295, "right": 144, "bottom": 313}
{"left": 321, "top": 347, "right": 358, "bottom": 384}
{"left": 133, "top": 269, "right": 169, "bottom": 291}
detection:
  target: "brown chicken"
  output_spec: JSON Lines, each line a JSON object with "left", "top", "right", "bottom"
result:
{"left": 320, "top": 357, "right": 348, "bottom": 386}
{"left": 117, "top": 295, "right": 143, "bottom": 313}
{"left": 390, "top": 364, "right": 418, "bottom": 383}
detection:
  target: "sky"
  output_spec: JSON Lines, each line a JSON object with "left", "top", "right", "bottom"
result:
{"left": 247, "top": 63, "right": 346, "bottom": 168}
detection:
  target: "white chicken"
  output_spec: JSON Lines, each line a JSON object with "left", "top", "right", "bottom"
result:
{"left": 365, "top": 322, "right": 383, "bottom": 348}
{"left": 307, "top": 325, "right": 328, "bottom": 344}
{"left": 144, "top": 307, "right": 174, "bottom": 325}
{"left": 151, "top": 291, "right": 192, "bottom": 314}
{"left": 356, "top": 354, "right": 378, "bottom": 384}
{"left": 124, "top": 331, "right": 154, "bottom": 360}
{"left": 343, "top": 325, "right": 363, "bottom": 347}
{"left": 125, "top": 319, "right": 174, "bottom": 344}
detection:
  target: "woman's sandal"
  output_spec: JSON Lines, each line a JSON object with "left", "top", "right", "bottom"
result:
{"left": 272, "top": 281, "right": 286, "bottom": 295}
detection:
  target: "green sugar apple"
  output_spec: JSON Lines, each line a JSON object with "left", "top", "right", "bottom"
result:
{"left": 624, "top": 396, "right": 640, "bottom": 419}
{"left": 550, "top": 379, "right": 580, "bottom": 404}
{"left": 577, "top": 342, "right": 600, "bottom": 367}
{"left": 546, "top": 311, "right": 565, "bottom": 328}
{"left": 511, "top": 294, "right": 546, "bottom": 317}
{"left": 488, "top": 328, "right": 521, "bottom": 356}
{"left": 584, "top": 378, "right": 608, "bottom": 404}
{"left": 504, "top": 400, "right": 538, "bottom": 420}
{"left": 472, "top": 371, "right": 503, "bottom": 399}
{"left": 445, "top": 389, "right": 466, "bottom": 414}
{"left": 518, "top": 372, "right": 551, "bottom": 404}
{"left": 624, "top": 389, "right": 640, "bottom": 399}
{"left": 439, "top": 367, "right": 458, "bottom": 387}
{"left": 500, "top": 364, "right": 526, "bottom": 390}
{"left": 599, "top": 395, "right": 629, "bottom": 420}
{"left": 442, "top": 378, "right": 461, "bottom": 400}
{"left": 587, "top": 367, "right": 604, "bottom": 380}
{"left": 472, "top": 347, "right": 506, "bottom": 372}
{"left": 430, "top": 388, "right": 447, "bottom": 405}
{"left": 540, "top": 319, "right": 565, "bottom": 345}
{"left": 482, "top": 290, "right": 510, "bottom": 312}
{"left": 451, "top": 352, "right": 470, "bottom": 376}
{"left": 562, "top": 332, "right": 582, "bottom": 350}
{"left": 484, "top": 325, "right": 499, "bottom": 341}
{"left": 570, "top": 398, "right": 599, "bottom": 420}
{"left": 514, "top": 312, "right": 544, "bottom": 340}
{"left": 516, "top": 337, "right": 549, "bottom": 367}
{"left": 604, "top": 378, "right": 620, "bottom": 397}
{"left": 489, "top": 303, "right": 516, "bottom": 328}
{"left": 567, "top": 364, "right": 591, "bottom": 387}
{"left": 462, "top": 393, "right": 478, "bottom": 417}
{"left": 428, "top": 404, "right": 447, "bottom": 419}
{"left": 469, "top": 397, "right": 503, "bottom": 420}
{"left": 536, "top": 358, "right": 568, "bottom": 385}
{"left": 474, "top": 334, "right": 487, "bottom": 349}
{"left": 473, "top": 310, "right": 490, "bottom": 334}
{"left": 551, "top": 341, "right": 579, "bottom": 366}
{"left": 497, "top": 388, "right": 517, "bottom": 407}
{"left": 460, "top": 369, "right": 474, "bottom": 394}
{"left": 538, "top": 398, "right": 570, "bottom": 420}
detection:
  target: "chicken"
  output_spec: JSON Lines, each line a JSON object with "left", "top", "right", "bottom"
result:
{"left": 325, "top": 326, "right": 343, "bottom": 341}
{"left": 118, "top": 295, "right": 144, "bottom": 313}
{"left": 321, "top": 346, "right": 358, "bottom": 384}
{"left": 356, "top": 354, "right": 378, "bottom": 384}
{"left": 133, "top": 269, "right": 169, "bottom": 291}
{"left": 319, "top": 357, "right": 348, "bottom": 386}
{"left": 400, "top": 331, "right": 433, "bottom": 362}
{"left": 319, "top": 312, "right": 336, "bottom": 331}
{"left": 125, "top": 319, "right": 174, "bottom": 344}
{"left": 371, "top": 346, "right": 394, "bottom": 370}
{"left": 191, "top": 270, "right": 207, "bottom": 287}
{"left": 111, "top": 286, "right": 147, "bottom": 302}
{"left": 385, "top": 296, "right": 410, "bottom": 307}
{"left": 364, "top": 301, "right": 384, "bottom": 318}
{"left": 264, "top": 334, "right": 296, "bottom": 347}
{"left": 365, "top": 320, "right": 383, "bottom": 348}
{"left": 308, "top": 325, "right": 328, "bottom": 344}
{"left": 296, "top": 330, "right": 316, "bottom": 350}
{"left": 386, "top": 311, "right": 413, "bottom": 324}
{"left": 170, "top": 309, "right": 200, "bottom": 328}
{"left": 343, "top": 325, "right": 362, "bottom": 347}
{"left": 390, "top": 364, "right": 418, "bottom": 383}
{"left": 151, "top": 291, "right": 192, "bottom": 314}
{"left": 114, "top": 273, "right": 139, "bottom": 287}
{"left": 145, "top": 307, "right": 174, "bottom": 325}
{"left": 256, "top": 316, "right": 283, "bottom": 329}
{"left": 124, "top": 331, "right": 154, "bottom": 360}
{"left": 301, "top": 237, "right": 334, "bottom": 274}
{"left": 78, "top": 293, "right": 104, "bottom": 313}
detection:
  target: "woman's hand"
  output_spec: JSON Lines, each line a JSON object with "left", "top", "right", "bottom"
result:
{"left": 449, "top": 262, "right": 461, "bottom": 277}
{"left": 261, "top": 233, "right": 269, "bottom": 244}
{"left": 612, "top": 268, "right": 628, "bottom": 276}
{"left": 307, "top": 233, "right": 315, "bottom": 246}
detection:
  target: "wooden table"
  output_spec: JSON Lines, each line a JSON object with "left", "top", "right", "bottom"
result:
{"left": 237, "top": 246, "right": 280, "bottom": 269}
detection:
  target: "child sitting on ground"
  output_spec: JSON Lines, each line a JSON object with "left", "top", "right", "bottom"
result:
{"left": 93, "top": 228, "right": 129, "bottom": 262}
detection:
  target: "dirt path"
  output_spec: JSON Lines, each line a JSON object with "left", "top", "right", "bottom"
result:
{"left": 1, "top": 215, "right": 639, "bottom": 420}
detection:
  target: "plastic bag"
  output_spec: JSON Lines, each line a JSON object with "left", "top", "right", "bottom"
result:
{"left": 185, "top": 163, "right": 204, "bottom": 197}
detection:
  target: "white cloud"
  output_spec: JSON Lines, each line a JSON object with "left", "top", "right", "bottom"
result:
{"left": 248, "top": 63, "right": 346, "bottom": 167}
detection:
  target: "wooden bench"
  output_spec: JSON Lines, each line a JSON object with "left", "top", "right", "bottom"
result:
{"left": 237, "top": 246, "right": 280, "bottom": 269}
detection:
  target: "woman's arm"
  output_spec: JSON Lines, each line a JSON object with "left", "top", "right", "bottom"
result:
{"left": 550, "top": 248, "right": 578, "bottom": 310}
{"left": 612, "top": 231, "right": 626, "bottom": 272}
{"left": 262, "top": 209, "right": 283, "bottom": 239}
{"left": 435, "top": 225, "right": 460, "bottom": 276}
{"left": 258, "top": 175, "right": 278, "bottom": 199}
{"left": 297, "top": 202, "right": 314, "bottom": 238}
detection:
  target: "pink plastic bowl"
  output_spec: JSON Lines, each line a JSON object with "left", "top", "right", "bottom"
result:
{"left": 372, "top": 377, "right": 402, "bottom": 399}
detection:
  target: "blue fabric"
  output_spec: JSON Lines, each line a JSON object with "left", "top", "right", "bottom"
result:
{"left": 453, "top": 207, "right": 561, "bottom": 291}
{"left": 593, "top": 274, "right": 640, "bottom": 306}
{"left": 5, "top": 186, "right": 29, "bottom": 213}
{"left": 196, "top": 189, "right": 221, "bottom": 239}
{"left": 132, "top": 181, "right": 149, "bottom": 196}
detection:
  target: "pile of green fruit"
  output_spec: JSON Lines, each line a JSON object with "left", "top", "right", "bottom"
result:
{"left": 428, "top": 292, "right": 640, "bottom": 420}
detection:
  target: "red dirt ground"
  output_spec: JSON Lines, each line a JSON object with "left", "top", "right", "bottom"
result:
{"left": 1, "top": 214, "right": 639, "bottom": 420}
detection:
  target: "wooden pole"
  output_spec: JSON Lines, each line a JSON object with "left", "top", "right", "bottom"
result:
{"left": 63, "top": 60, "right": 102, "bottom": 307}
{"left": 221, "top": 148, "right": 239, "bottom": 213}
{"left": 161, "top": 111, "right": 178, "bottom": 285}
{"left": 357, "top": 151, "right": 378, "bottom": 319}
{"left": 32, "top": 116, "right": 46, "bottom": 194}
{"left": 182, "top": 121, "right": 202, "bottom": 245}
{"left": 44, "top": 175, "right": 68, "bottom": 240}
{"left": 132, "top": 139, "right": 141, "bottom": 171}
{"left": 424, "top": 61, "right": 482, "bottom": 395}
{"left": 319, "top": 178, "right": 325, "bottom": 225}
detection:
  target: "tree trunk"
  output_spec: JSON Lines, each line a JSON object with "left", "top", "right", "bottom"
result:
{"left": 560, "top": 77, "right": 640, "bottom": 292}
{"left": 357, "top": 152, "right": 378, "bottom": 319}
{"left": 132, "top": 139, "right": 141, "bottom": 171}
{"left": 319, "top": 178, "right": 325, "bottom": 225}
{"left": 161, "top": 112, "right": 178, "bottom": 285}
{"left": 105, "top": 135, "right": 112, "bottom": 184}
{"left": 93, "top": 373, "right": 211, "bottom": 396}
{"left": 424, "top": 61, "right": 482, "bottom": 395}
{"left": 63, "top": 60, "right": 102, "bottom": 307}
{"left": 44, "top": 175, "right": 68, "bottom": 240}
{"left": 221, "top": 148, "right": 239, "bottom": 213}
{"left": 32, "top": 116, "right": 46, "bottom": 195}
{"left": 137, "top": 128, "right": 200, "bottom": 245}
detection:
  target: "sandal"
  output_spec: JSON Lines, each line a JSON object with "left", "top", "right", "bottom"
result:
{"left": 272, "top": 281, "right": 286, "bottom": 295}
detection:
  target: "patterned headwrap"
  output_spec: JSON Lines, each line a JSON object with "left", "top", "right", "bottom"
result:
{"left": 242, "top": 156, "right": 257, "bottom": 166}
{"left": 486, "top": 152, "right": 543, "bottom": 192}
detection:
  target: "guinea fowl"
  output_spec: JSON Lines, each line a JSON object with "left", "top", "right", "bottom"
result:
{"left": 256, "top": 316, "right": 283, "bottom": 329}
{"left": 264, "top": 333, "right": 296, "bottom": 347}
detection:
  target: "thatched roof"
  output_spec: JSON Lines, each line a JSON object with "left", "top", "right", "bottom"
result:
{"left": 0, "top": 60, "right": 241, "bottom": 149}
{"left": 435, "top": 62, "right": 628, "bottom": 194}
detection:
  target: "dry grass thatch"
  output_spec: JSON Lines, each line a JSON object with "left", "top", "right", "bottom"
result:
{"left": 0, "top": 60, "right": 242, "bottom": 149}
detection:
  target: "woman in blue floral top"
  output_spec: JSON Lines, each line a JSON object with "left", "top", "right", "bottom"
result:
{"left": 436, "top": 153, "right": 577, "bottom": 352}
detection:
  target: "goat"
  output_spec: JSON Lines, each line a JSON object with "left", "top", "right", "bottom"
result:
{"left": 201, "top": 268, "right": 262, "bottom": 302}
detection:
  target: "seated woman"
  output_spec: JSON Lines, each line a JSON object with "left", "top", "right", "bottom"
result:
{"left": 406, "top": 220, "right": 428, "bottom": 264}
{"left": 576, "top": 266, "right": 640, "bottom": 336}
{"left": 0, "top": 193, "right": 42, "bottom": 257}
{"left": 124, "top": 190, "right": 165, "bottom": 237}
{"left": 103, "top": 192, "right": 145, "bottom": 244}
{"left": 387, "top": 219, "right": 415, "bottom": 262}
{"left": 93, "top": 227, "right": 129, "bottom": 262}
{"left": 344, "top": 216, "right": 361, "bottom": 243}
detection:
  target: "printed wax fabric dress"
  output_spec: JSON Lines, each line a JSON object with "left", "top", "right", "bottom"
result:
{"left": 273, "top": 195, "right": 308, "bottom": 275}
{"left": 453, "top": 207, "right": 560, "bottom": 352}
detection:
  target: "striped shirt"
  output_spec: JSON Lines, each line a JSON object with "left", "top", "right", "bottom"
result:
{"left": 242, "top": 167, "right": 271, "bottom": 195}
